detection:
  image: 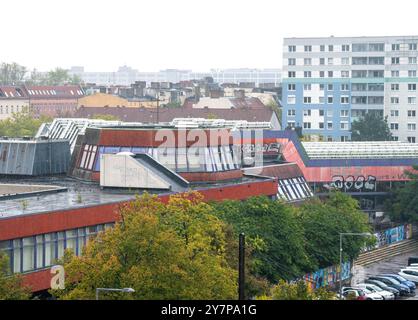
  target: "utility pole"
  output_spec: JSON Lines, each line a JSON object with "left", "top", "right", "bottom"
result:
{"left": 238, "top": 233, "right": 245, "bottom": 300}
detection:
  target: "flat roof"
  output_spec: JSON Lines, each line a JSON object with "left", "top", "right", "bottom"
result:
{"left": 0, "top": 175, "right": 273, "bottom": 219}
{"left": 302, "top": 141, "right": 418, "bottom": 159}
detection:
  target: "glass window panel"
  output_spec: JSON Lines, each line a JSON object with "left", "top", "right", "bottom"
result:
{"left": 36, "top": 235, "right": 44, "bottom": 269}
{"left": 211, "top": 147, "right": 223, "bottom": 171}
{"left": 157, "top": 147, "right": 176, "bottom": 170}
{"left": 187, "top": 147, "right": 204, "bottom": 172}
{"left": 223, "top": 146, "right": 235, "bottom": 170}
{"left": 79, "top": 144, "right": 89, "bottom": 169}
{"left": 57, "top": 232, "right": 65, "bottom": 259}
{"left": 13, "top": 240, "right": 21, "bottom": 273}
{"left": 65, "top": 230, "right": 77, "bottom": 254}
{"left": 204, "top": 147, "right": 214, "bottom": 172}
{"left": 22, "top": 237, "right": 35, "bottom": 272}
{"left": 45, "top": 238, "right": 56, "bottom": 267}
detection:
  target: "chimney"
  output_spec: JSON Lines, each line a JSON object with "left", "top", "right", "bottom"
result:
{"left": 234, "top": 89, "right": 245, "bottom": 99}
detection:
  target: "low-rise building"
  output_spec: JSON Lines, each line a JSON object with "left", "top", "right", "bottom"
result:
{"left": 0, "top": 86, "right": 30, "bottom": 120}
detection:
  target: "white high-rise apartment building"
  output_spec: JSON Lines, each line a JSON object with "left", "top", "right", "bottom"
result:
{"left": 282, "top": 36, "right": 418, "bottom": 142}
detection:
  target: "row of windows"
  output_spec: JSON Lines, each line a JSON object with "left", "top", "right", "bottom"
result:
{"left": 390, "top": 123, "right": 417, "bottom": 131}
{"left": 391, "top": 84, "right": 417, "bottom": 91}
{"left": 390, "top": 96, "right": 417, "bottom": 104}
{"left": 288, "top": 56, "right": 418, "bottom": 67}
{"left": 0, "top": 224, "right": 113, "bottom": 274}
{"left": 287, "top": 109, "right": 349, "bottom": 117}
{"left": 288, "top": 70, "right": 418, "bottom": 79}
{"left": 0, "top": 105, "right": 29, "bottom": 114}
{"left": 301, "top": 121, "right": 349, "bottom": 130}
{"left": 288, "top": 44, "right": 351, "bottom": 52}
{"left": 389, "top": 110, "right": 417, "bottom": 117}
{"left": 391, "top": 136, "right": 417, "bottom": 143}
{"left": 288, "top": 83, "right": 350, "bottom": 91}
{"left": 81, "top": 145, "right": 242, "bottom": 173}
{"left": 287, "top": 95, "right": 352, "bottom": 105}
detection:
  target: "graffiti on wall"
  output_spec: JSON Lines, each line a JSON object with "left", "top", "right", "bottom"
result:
{"left": 374, "top": 224, "right": 412, "bottom": 249}
{"left": 300, "top": 261, "right": 351, "bottom": 290}
{"left": 330, "top": 175, "right": 377, "bottom": 192}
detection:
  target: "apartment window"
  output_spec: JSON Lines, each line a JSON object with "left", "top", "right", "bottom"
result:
{"left": 341, "top": 57, "right": 350, "bottom": 65}
{"left": 288, "top": 83, "right": 296, "bottom": 91}
{"left": 390, "top": 123, "right": 399, "bottom": 130}
{"left": 288, "top": 71, "right": 296, "bottom": 78}
{"left": 319, "top": 109, "right": 325, "bottom": 116}
{"left": 390, "top": 110, "right": 399, "bottom": 117}
{"left": 304, "top": 45, "right": 312, "bottom": 52}
{"left": 409, "top": 70, "right": 417, "bottom": 77}
{"left": 319, "top": 122, "right": 324, "bottom": 129}
{"left": 327, "top": 110, "right": 333, "bottom": 117}
{"left": 409, "top": 57, "right": 417, "bottom": 64}
{"left": 408, "top": 137, "right": 416, "bottom": 143}
{"left": 304, "top": 97, "right": 312, "bottom": 104}
{"left": 319, "top": 84, "right": 325, "bottom": 91}
{"left": 320, "top": 71, "right": 325, "bottom": 78}
{"left": 408, "top": 83, "right": 417, "bottom": 91}
{"left": 304, "top": 71, "right": 312, "bottom": 78}
{"left": 408, "top": 97, "right": 417, "bottom": 104}
{"left": 341, "top": 71, "right": 350, "bottom": 78}
{"left": 288, "top": 45, "right": 296, "bottom": 52}
{"left": 328, "top": 58, "right": 333, "bottom": 65}
{"left": 319, "top": 96, "right": 325, "bottom": 104}
{"left": 327, "top": 122, "right": 333, "bottom": 129}
{"left": 341, "top": 84, "right": 349, "bottom": 91}
{"left": 328, "top": 45, "right": 334, "bottom": 52}
{"left": 303, "top": 84, "right": 312, "bottom": 91}
{"left": 320, "top": 58, "right": 325, "bottom": 65}
{"left": 327, "top": 96, "right": 334, "bottom": 104}
{"left": 287, "top": 121, "right": 296, "bottom": 128}
{"left": 391, "top": 83, "right": 400, "bottom": 91}
{"left": 342, "top": 44, "right": 350, "bottom": 52}
{"left": 340, "top": 110, "right": 349, "bottom": 117}
{"left": 340, "top": 122, "right": 349, "bottom": 130}
{"left": 392, "top": 44, "right": 400, "bottom": 51}
{"left": 287, "top": 109, "right": 296, "bottom": 116}
{"left": 408, "top": 110, "right": 416, "bottom": 117}
{"left": 304, "top": 58, "right": 312, "bottom": 66}
{"left": 340, "top": 136, "right": 349, "bottom": 142}
{"left": 327, "top": 84, "right": 333, "bottom": 91}
{"left": 320, "top": 45, "right": 325, "bottom": 52}
{"left": 408, "top": 123, "right": 416, "bottom": 131}
{"left": 391, "top": 70, "right": 400, "bottom": 77}
{"left": 392, "top": 136, "right": 399, "bottom": 141}
{"left": 409, "top": 43, "right": 418, "bottom": 51}
{"left": 287, "top": 95, "right": 296, "bottom": 104}
{"left": 392, "top": 57, "right": 400, "bottom": 65}
{"left": 303, "top": 110, "right": 311, "bottom": 116}
{"left": 369, "top": 43, "right": 384, "bottom": 51}
{"left": 391, "top": 97, "right": 400, "bottom": 104}
{"left": 303, "top": 122, "right": 311, "bottom": 129}
{"left": 288, "top": 58, "right": 296, "bottom": 66}
{"left": 328, "top": 71, "right": 333, "bottom": 78}
{"left": 341, "top": 96, "right": 349, "bottom": 104}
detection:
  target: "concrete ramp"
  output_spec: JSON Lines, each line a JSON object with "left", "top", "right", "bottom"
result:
{"left": 100, "top": 153, "right": 189, "bottom": 192}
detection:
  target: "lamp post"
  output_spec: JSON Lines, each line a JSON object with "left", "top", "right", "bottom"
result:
{"left": 95, "top": 287, "right": 135, "bottom": 300}
{"left": 339, "top": 232, "right": 371, "bottom": 300}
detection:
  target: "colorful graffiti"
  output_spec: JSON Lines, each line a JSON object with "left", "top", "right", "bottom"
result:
{"left": 330, "top": 175, "right": 377, "bottom": 192}
{"left": 300, "top": 261, "right": 351, "bottom": 290}
{"left": 373, "top": 224, "right": 412, "bottom": 249}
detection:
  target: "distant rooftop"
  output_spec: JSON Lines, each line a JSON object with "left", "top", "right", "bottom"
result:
{"left": 303, "top": 141, "right": 418, "bottom": 159}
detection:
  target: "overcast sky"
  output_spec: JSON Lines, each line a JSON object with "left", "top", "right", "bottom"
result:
{"left": 2, "top": 0, "right": 417, "bottom": 72}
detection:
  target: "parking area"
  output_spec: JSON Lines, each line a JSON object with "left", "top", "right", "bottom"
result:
{"left": 351, "top": 250, "right": 418, "bottom": 300}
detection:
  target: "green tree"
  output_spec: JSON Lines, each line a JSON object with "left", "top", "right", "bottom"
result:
{"left": 45, "top": 68, "right": 71, "bottom": 85}
{"left": 0, "top": 111, "right": 52, "bottom": 137}
{"left": 0, "top": 62, "right": 27, "bottom": 85}
{"left": 351, "top": 112, "right": 392, "bottom": 141}
{"left": 51, "top": 192, "right": 237, "bottom": 300}
{"left": 297, "top": 192, "right": 373, "bottom": 269}
{"left": 386, "top": 166, "right": 418, "bottom": 223}
{"left": 0, "top": 251, "right": 31, "bottom": 300}
{"left": 213, "top": 196, "right": 313, "bottom": 283}
{"left": 258, "top": 280, "right": 336, "bottom": 300}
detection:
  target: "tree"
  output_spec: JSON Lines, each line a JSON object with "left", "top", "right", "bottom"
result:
{"left": 0, "top": 251, "right": 31, "bottom": 300}
{"left": 212, "top": 196, "right": 313, "bottom": 283}
{"left": 45, "top": 68, "right": 71, "bottom": 85}
{"left": 0, "top": 111, "right": 52, "bottom": 137}
{"left": 386, "top": 166, "right": 418, "bottom": 223}
{"left": 51, "top": 192, "right": 237, "bottom": 300}
{"left": 0, "top": 62, "right": 27, "bottom": 85}
{"left": 297, "top": 192, "right": 373, "bottom": 269}
{"left": 257, "top": 280, "right": 336, "bottom": 300}
{"left": 351, "top": 112, "right": 392, "bottom": 141}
